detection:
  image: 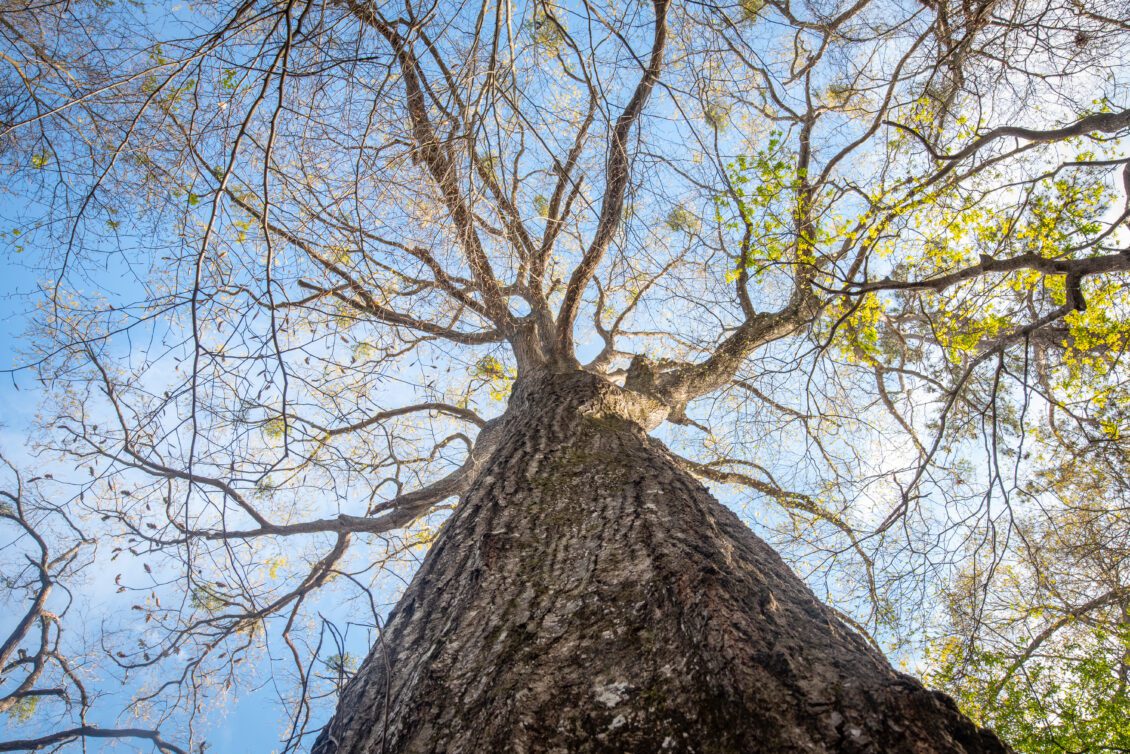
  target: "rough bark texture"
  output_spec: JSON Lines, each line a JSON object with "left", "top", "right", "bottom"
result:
{"left": 314, "top": 370, "right": 1007, "bottom": 753}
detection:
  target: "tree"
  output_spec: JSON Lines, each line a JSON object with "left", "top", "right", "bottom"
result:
{"left": 1, "top": 0, "right": 1129, "bottom": 750}
{"left": 926, "top": 443, "right": 1130, "bottom": 752}
{"left": 0, "top": 458, "right": 188, "bottom": 754}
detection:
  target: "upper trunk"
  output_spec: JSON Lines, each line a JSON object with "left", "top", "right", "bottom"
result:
{"left": 313, "top": 370, "right": 1006, "bottom": 753}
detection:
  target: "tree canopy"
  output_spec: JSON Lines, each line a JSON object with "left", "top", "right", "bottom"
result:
{"left": 1, "top": 0, "right": 1129, "bottom": 750}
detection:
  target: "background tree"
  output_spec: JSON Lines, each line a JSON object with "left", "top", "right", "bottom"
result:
{"left": 0, "top": 0, "right": 1128, "bottom": 750}
{"left": 927, "top": 442, "right": 1130, "bottom": 752}
{"left": 0, "top": 456, "right": 186, "bottom": 753}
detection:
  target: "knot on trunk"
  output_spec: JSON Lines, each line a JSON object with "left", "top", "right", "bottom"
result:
{"left": 623, "top": 355, "right": 697, "bottom": 424}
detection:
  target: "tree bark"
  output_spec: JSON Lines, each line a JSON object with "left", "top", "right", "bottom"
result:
{"left": 313, "top": 370, "right": 1006, "bottom": 753}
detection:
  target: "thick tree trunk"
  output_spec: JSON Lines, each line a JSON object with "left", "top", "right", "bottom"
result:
{"left": 313, "top": 371, "right": 1006, "bottom": 753}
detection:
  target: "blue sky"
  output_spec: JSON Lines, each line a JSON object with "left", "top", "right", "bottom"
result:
{"left": 0, "top": 1, "right": 991, "bottom": 748}
{"left": 0, "top": 175, "right": 316, "bottom": 751}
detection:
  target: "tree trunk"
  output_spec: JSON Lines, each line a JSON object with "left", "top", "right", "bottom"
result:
{"left": 313, "top": 370, "right": 1006, "bottom": 753}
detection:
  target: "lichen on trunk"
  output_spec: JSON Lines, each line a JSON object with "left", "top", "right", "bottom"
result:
{"left": 314, "top": 370, "right": 1006, "bottom": 753}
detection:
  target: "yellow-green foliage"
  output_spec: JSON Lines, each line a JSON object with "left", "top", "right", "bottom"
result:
{"left": 826, "top": 167, "right": 1126, "bottom": 370}
{"left": 715, "top": 134, "right": 803, "bottom": 275}
{"left": 927, "top": 625, "right": 1130, "bottom": 753}
{"left": 827, "top": 292, "right": 887, "bottom": 364}
{"left": 528, "top": 2, "right": 567, "bottom": 53}
{"left": 738, "top": 0, "right": 764, "bottom": 22}
{"left": 6, "top": 696, "right": 39, "bottom": 723}
{"left": 666, "top": 204, "right": 701, "bottom": 234}
{"left": 471, "top": 355, "right": 516, "bottom": 401}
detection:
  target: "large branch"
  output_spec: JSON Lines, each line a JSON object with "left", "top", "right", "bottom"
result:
{"left": 628, "top": 282, "right": 819, "bottom": 415}
{"left": 943, "top": 108, "right": 1130, "bottom": 163}
{"left": 186, "top": 458, "right": 478, "bottom": 541}
{"left": 301, "top": 402, "right": 486, "bottom": 437}
{"left": 341, "top": 1, "right": 512, "bottom": 328}
{"left": 138, "top": 417, "right": 504, "bottom": 545}
{"left": 0, "top": 507, "right": 51, "bottom": 672}
{"left": 0, "top": 727, "right": 186, "bottom": 754}
{"left": 832, "top": 248, "right": 1130, "bottom": 302}
{"left": 296, "top": 280, "right": 503, "bottom": 346}
{"left": 887, "top": 108, "right": 1130, "bottom": 168}
{"left": 623, "top": 103, "right": 824, "bottom": 415}
{"left": 986, "top": 588, "right": 1127, "bottom": 706}
{"left": 166, "top": 118, "right": 505, "bottom": 348}
{"left": 555, "top": 0, "right": 671, "bottom": 359}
